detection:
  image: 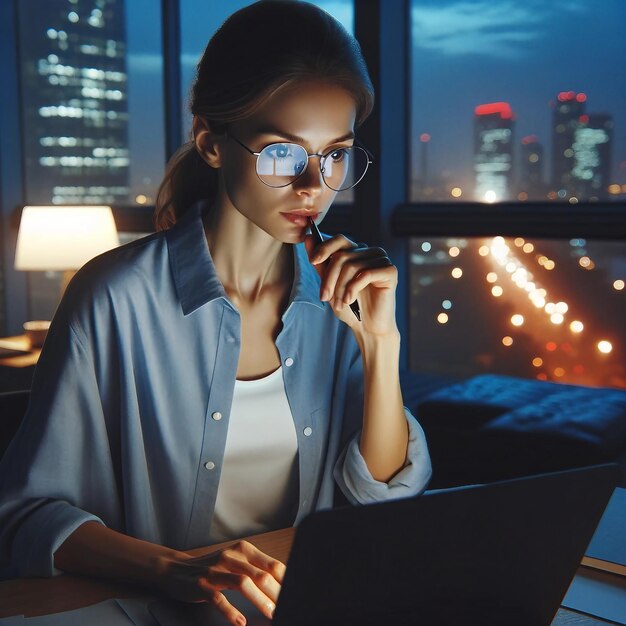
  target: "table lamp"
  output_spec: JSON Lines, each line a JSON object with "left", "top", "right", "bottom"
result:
{"left": 14, "top": 205, "right": 120, "bottom": 346}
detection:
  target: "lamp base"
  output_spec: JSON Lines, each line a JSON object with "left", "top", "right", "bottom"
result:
{"left": 23, "top": 320, "right": 51, "bottom": 349}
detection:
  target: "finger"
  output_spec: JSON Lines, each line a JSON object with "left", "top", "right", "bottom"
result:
{"left": 310, "top": 233, "right": 358, "bottom": 264}
{"left": 343, "top": 262, "right": 397, "bottom": 304}
{"left": 320, "top": 248, "right": 388, "bottom": 302}
{"left": 220, "top": 552, "right": 281, "bottom": 603}
{"left": 197, "top": 583, "right": 246, "bottom": 626}
{"left": 204, "top": 569, "right": 276, "bottom": 620}
{"left": 227, "top": 540, "right": 287, "bottom": 584}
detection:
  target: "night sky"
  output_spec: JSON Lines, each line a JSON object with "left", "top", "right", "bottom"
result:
{"left": 410, "top": 0, "right": 626, "bottom": 192}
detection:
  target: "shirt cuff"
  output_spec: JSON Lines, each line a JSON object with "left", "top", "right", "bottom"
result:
{"left": 334, "top": 408, "right": 432, "bottom": 505}
{"left": 11, "top": 499, "right": 105, "bottom": 577}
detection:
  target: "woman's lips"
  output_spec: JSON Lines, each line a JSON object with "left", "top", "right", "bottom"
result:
{"left": 280, "top": 212, "right": 320, "bottom": 226}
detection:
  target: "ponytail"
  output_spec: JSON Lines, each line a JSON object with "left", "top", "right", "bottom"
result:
{"left": 154, "top": 142, "right": 218, "bottom": 231}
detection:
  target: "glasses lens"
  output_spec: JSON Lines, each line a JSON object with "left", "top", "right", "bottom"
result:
{"left": 321, "top": 146, "right": 370, "bottom": 192}
{"left": 256, "top": 143, "right": 308, "bottom": 187}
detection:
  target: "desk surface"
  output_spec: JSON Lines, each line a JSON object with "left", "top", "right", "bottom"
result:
{"left": 0, "top": 335, "right": 41, "bottom": 368}
{"left": 0, "top": 527, "right": 622, "bottom": 625}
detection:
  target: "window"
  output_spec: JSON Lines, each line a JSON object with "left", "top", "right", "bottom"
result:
{"left": 409, "top": 236, "right": 625, "bottom": 388}
{"left": 16, "top": 0, "right": 165, "bottom": 319}
{"left": 409, "top": 0, "right": 626, "bottom": 204}
{"left": 408, "top": 1, "right": 626, "bottom": 389}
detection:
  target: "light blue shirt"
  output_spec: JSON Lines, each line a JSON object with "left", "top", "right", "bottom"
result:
{"left": 0, "top": 201, "right": 431, "bottom": 579}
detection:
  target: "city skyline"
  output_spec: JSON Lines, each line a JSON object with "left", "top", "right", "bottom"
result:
{"left": 414, "top": 90, "right": 617, "bottom": 202}
{"left": 411, "top": 0, "right": 626, "bottom": 199}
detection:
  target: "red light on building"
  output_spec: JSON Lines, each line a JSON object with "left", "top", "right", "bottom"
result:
{"left": 579, "top": 114, "right": 589, "bottom": 124}
{"left": 546, "top": 341, "right": 558, "bottom": 352}
{"left": 576, "top": 93, "right": 587, "bottom": 103}
{"left": 522, "top": 135, "right": 538, "bottom": 145}
{"left": 557, "top": 91, "right": 576, "bottom": 102}
{"left": 420, "top": 133, "right": 431, "bottom": 143}
{"left": 475, "top": 102, "right": 513, "bottom": 120}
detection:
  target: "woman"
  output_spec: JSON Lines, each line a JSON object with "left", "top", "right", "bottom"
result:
{"left": 0, "top": 2, "right": 431, "bottom": 624}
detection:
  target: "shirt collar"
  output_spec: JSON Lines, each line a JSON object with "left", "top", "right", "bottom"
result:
{"left": 166, "top": 200, "right": 324, "bottom": 316}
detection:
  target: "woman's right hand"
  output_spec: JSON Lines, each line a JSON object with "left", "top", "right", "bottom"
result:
{"left": 156, "top": 539, "right": 286, "bottom": 625}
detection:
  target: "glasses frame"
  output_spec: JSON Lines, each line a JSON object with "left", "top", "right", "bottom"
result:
{"left": 227, "top": 133, "right": 373, "bottom": 192}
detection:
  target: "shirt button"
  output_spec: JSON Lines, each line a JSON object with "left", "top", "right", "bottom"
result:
{"left": 211, "top": 411, "right": 222, "bottom": 421}
{"left": 285, "top": 357, "right": 294, "bottom": 367}
{"left": 204, "top": 461, "right": 216, "bottom": 470}
{"left": 303, "top": 426, "right": 313, "bottom": 437}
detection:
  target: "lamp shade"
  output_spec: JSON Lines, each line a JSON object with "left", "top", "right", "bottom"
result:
{"left": 15, "top": 205, "right": 119, "bottom": 271}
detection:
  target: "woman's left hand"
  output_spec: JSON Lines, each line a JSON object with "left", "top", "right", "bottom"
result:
{"left": 304, "top": 234, "right": 399, "bottom": 337}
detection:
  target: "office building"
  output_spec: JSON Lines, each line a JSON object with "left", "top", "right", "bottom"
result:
{"left": 474, "top": 102, "right": 515, "bottom": 202}
{"left": 551, "top": 91, "right": 586, "bottom": 197}
{"left": 571, "top": 113, "right": 613, "bottom": 201}
{"left": 518, "top": 135, "right": 545, "bottom": 200}
{"left": 19, "top": 0, "right": 129, "bottom": 205}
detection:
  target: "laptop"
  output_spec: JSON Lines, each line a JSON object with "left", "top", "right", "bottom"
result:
{"left": 149, "top": 463, "right": 619, "bottom": 626}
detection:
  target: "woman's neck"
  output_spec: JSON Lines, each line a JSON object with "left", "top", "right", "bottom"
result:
{"left": 203, "top": 202, "right": 292, "bottom": 303}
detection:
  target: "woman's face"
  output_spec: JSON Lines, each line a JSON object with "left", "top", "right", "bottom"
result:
{"left": 216, "top": 80, "right": 358, "bottom": 244}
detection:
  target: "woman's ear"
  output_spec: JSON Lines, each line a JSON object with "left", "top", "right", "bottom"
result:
{"left": 193, "top": 116, "right": 223, "bottom": 168}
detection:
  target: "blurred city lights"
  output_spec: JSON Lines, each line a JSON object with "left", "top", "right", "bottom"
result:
{"left": 491, "top": 285, "right": 503, "bottom": 297}
{"left": 451, "top": 267, "right": 463, "bottom": 278}
{"left": 437, "top": 313, "right": 449, "bottom": 324}
{"left": 570, "top": 320, "right": 584, "bottom": 333}
{"left": 502, "top": 336, "right": 513, "bottom": 346}
{"left": 613, "top": 279, "right": 625, "bottom": 290}
{"left": 449, "top": 246, "right": 460, "bottom": 257}
{"left": 451, "top": 187, "right": 462, "bottom": 198}
{"left": 597, "top": 341, "right": 613, "bottom": 354}
{"left": 532, "top": 357, "right": 543, "bottom": 367}
{"left": 511, "top": 314, "right": 524, "bottom": 326}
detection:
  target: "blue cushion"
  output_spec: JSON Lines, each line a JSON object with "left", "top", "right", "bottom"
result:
{"left": 418, "top": 374, "right": 575, "bottom": 428}
{"left": 485, "top": 388, "right": 626, "bottom": 455}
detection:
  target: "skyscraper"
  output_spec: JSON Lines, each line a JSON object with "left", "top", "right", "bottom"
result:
{"left": 518, "top": 135, "right": 545, "bottom": 200}
{"left": 550, "top": 91, "right": 586, "bottom": 197}
{"left": 474, "top": 102, "right": 515, "bottom": 202}
{"left": 571, "top": 113, "right": 613, "bottom": 201}
{"left": 19, "top": 0, "right": 129, "bottom": 205}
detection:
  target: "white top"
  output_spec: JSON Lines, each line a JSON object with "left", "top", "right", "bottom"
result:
{"left": 209, "top": 366, "right": 299, "bottom": 543}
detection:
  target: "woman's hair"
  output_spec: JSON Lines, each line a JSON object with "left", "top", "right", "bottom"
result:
{"left": 154, "top": 0, "right": 374, "bottom": 230}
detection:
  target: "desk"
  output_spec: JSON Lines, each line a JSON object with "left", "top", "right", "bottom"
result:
{"left": 0, "top": 527, "right": 622, "bottom": 625}
{"left": 0, "top": 336, "right": 41, "bottom": 369}
{"left": 0, "top": 335, "right": 39, "bottom": 393}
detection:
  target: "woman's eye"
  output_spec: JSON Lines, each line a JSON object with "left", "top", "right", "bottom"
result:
{"left": 329, "top": 148, "right": 347, "bottom": 162}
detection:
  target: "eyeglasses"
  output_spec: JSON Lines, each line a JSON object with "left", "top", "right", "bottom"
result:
{"left": 228, "top": 133, "right": 373, "bottom": 192}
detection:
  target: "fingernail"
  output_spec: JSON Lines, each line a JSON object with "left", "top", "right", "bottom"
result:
{"left": 321, "top": 289, "right": 330, "bottom": 301}
{"left": 237, "top": 616, "right": 246, "bottom": 626}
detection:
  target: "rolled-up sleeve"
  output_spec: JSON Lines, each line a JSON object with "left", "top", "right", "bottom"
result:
{"left": 334, "top": 408, "right": 432, "bottom": 504}
{"left": 0, "top": 306, "right": 119, "bottom": 579}
{"left": 332, "top": 332, "right": 432, "bottom": 505}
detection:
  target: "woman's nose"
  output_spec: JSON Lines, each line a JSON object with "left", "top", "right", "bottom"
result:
{"left": 293, "top": 156, "right": 324, "bottom": 197}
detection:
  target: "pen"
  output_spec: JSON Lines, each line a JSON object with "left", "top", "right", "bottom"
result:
{"left": 308, "top": 217, "right": 361, "bottom": 322}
